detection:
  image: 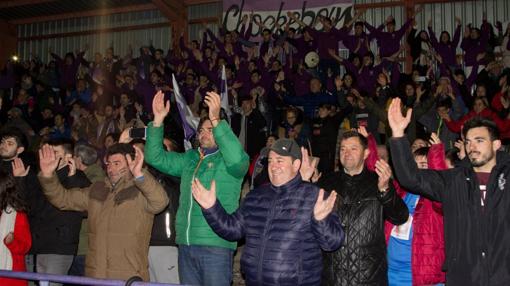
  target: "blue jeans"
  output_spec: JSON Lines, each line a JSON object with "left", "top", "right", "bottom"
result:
{"left": 178, "top": 245, "right": 234, "bottom": 286}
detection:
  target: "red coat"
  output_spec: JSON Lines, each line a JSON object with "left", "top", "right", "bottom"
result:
{"left": 0, "top": 211, "right": 31, "bottom": 286}
{"left": 445, "top": 107, "right": 510, "bottom": 138}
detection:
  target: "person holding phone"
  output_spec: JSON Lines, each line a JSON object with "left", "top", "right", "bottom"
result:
{"left": 144, "top": 90, "right": 249, "bottom": 286}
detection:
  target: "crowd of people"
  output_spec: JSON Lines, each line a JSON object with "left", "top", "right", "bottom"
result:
{"left": 0, "top": 5, "right": 510, "bottom": 286}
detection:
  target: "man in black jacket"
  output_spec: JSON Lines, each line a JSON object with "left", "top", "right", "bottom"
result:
{"left": 308, "top": 130, "right": 408, "bottom": 286}
{"left": 388, "top": 97, "right": 510, "bottom": 286}
{"left": 231, "top": 94, "right": 268, "bottom": 159}
{"left": 33, "top": 138, "right": 90, "bottom": 286}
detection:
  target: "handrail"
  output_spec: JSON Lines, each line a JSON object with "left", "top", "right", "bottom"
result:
{"left": 0, "top": 270, "right": 179, "bottom": 285}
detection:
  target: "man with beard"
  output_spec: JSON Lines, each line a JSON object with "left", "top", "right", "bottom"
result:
{"left": 388, "top": 97, "right": 510, "bottom": 285}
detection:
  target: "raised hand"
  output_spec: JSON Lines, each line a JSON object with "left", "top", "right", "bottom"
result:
{"left": 375, "top": 159, "right": 392, "bottom": 191}
{"left": 454, "top": 139, "right": 466, "bottom": 160}
{"left": 429, "top": 132, "right": 442, "bottom": 145}
{"left": 191, "top": 178, "right": 217, "bottom": 209}
{"left": 11, "top": 158, "right": 30, "bottom": 177}
{"left": 205, "top": 91, "right": 222, "bottom": 122}
{"left": 126, "top": 145, "right": 144, "bottom": 178}
{"left": 388, "top": 97, "right": 412, "bottom": 138}
{"left": 67, "top": 156, "right": 77, "bottom": 177}
{"left": 299, "top": 147, "right": 315, "bottom": 181}
{"left": 313, "top": 189, "right": 337, "bottom": 221}
{"left": 357, "top": 126, "right": 369, "bottom": 138}
{"left": 152, "top": 90, "right": 170, "bottom": 127}
{"left": 39, "top": 144, "right": 60, "bottom": 178}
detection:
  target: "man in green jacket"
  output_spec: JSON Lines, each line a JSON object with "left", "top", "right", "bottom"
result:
{"left": 145, "top": 90, "right": 249, "bottom": 286}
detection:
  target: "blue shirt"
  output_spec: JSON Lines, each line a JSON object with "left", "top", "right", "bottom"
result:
{"left": 387, "top": 193, "right": 420, "bottom": 286}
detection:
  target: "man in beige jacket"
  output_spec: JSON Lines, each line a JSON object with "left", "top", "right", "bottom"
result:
{"left": 38, "top": 143, "right": 168, "bottom": 281}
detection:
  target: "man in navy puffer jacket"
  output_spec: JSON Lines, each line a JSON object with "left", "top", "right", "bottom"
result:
{"left": 192, "top": 138, "right": 344, "bottom": 285}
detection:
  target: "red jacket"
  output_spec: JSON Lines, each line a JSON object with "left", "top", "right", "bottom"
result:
{"left": 445, "top": 107, "right": 510, "bottom": 138}
{"left": 365, "top": 135, "right": 446, "bottom": 285}
{"left": 0, "top": 211, "right": 31, "bottom": 286}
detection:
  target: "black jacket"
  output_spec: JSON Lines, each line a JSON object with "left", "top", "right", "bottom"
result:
{"left": 318, "top": 168, "right": 409, "bottom": 286}
{"left": 149, "top": 167, "right": 180, "bottom": 246}
{"left": 390, "top": 136, "right": 510, "bottom": 286}
{"left": 231, "top": 109, "right": 268, "bottom": 159}
{"left": 32, "top": 166, "right": 90, "bottom": 254}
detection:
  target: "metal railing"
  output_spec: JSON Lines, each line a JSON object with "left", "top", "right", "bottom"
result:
{"left": 0, "top": 270, "right": 179, "bottom": 286}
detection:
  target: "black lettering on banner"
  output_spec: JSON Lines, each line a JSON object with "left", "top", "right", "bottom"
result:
{"left": 222, "top": 0, "right": 353, "bottom": 37}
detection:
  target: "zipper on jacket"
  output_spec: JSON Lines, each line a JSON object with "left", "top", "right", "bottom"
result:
{"left": 188, "top": 150, "right": 205, "bottom": 244}
{"left": 257, "top": 192, "right": 278, "bottom": 285}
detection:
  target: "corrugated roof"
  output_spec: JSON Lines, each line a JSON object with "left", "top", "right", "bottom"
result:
{"left": 0, "top": 0, "right": 152, "bottom": 21}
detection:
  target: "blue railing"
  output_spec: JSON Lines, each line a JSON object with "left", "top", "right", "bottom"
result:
{"left": 0, "top": 270, "right": 180, "bottom": 285}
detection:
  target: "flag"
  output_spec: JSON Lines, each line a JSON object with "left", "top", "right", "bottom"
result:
{"left": 172, "top": 74, "right": 199, "bottom": 150}
{"left": 220, "top": 65, "right": 232, "bottom": 118}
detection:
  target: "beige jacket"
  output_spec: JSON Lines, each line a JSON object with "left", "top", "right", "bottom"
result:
{"left": 38, "top": 169, "right": 168, "bottom": 281}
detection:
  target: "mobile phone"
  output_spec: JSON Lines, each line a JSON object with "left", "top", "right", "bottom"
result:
{"left": 129, "top": 128, "right": 146, "bottom": 139}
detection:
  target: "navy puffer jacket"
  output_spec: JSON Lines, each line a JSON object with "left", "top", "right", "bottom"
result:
{"left": 203, "top": 174, "right": 344, "bottom": 285}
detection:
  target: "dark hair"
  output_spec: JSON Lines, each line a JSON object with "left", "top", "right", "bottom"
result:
{"left": 105, "top": 143, "right": 135, "bottom": 160}
{"left": 436, "top": 97, "right": 453, "bottom": 109}
{"left": 0, "top": 128, "right": 28, "bottom": 149}
{"left": 354, "top": 21, "right": 364, "bottom": 28}
{"left": 0, "top": 170, "right": 28, "bottom": 212}
{"left": 445, "top": 147, "right": 461, "bottom": 166}
{"left": 47, "top": 138, "right": 74, "bottom": 155}
{"left": 341, "top": 130, "right": 368, "bottom": 149}
{"left": 461, "top": 116, "right": 500, "bottom": 141}
{"left": 413, "top": 146, "right": 430, "bottom": 157}
{"left": 74, "top": 143, "right": 98, "bottom": 166}
{"left": 262, "top": 28, "right": 271, "bottom": 34}
{"left": 105, "top": 132, "right": 120, "bottom": 143}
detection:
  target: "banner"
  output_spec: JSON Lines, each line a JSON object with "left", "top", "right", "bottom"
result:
{"left": 222, "top": 0, "right": 354, "bottom": 37}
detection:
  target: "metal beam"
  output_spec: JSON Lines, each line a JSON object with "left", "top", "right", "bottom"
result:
{"left": 184, "top": 0, "right": 220, "bottom": 6}
{"left": 18, "top": 22, "right": 170, "bottom": 41}
{"left": 152, "top": 0, "right": 183, "bottom": 21}
{"left": 0, "top": 0, "right": 55, "bottom": 9}
{"left": 10, "top": 3, "right": 158, "bottom": 24}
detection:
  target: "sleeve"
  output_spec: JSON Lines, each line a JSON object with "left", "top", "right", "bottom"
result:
{"left": 452, "top": 24, "right": 462, "bottom": 47}
{"left": 311, "top": 204, "right": 344, "bottom": 252}
{"left": 135, "top": 169, "right": 170, "bottom": 214}
{"left": 202, "top": 199, "right": 245, "bottom": 241}
{"left": 378, "top": 182, "right": 409, "bottom": 225}
{"left": 396, "top": 18, "right": 413, "bottom": 39}
{"left": 145, "top": 122, "right": 187, "bottom": 177}
{"left": 389, "top": 136, "right": 448, "bottom": 202}
{"left": 365, "top": 134, "right": 379, "bottom": 172}
{"left": 4, "top": 212, "right": 31, "bottom": 255}
{"left": 213, "top": 120, "right": 250, "bottom": 179}
{"left": 428, "top": 143, "right": 448, "bottom": 170}
{"left": 37, "top": 174, "right": 89, "bottom": 211}
{"left": 428, "top": 26, "right": 440, "bottom": 51}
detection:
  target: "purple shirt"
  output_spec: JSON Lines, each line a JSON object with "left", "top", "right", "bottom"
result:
{"left": 305, "top": 26, "right": 348, "bottom": 59}
{"left": 461, "top": 22, "right": 489, "bottom": 66}
{"left": 367, "top": 19, "right": 413, "bottom": 57}
{"left": 429, "top": 25, "right": 461, "bottom": 67}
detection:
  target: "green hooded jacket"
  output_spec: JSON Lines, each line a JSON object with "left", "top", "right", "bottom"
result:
{"left": 145, "top": 120, "right": 249, "bottom": 249}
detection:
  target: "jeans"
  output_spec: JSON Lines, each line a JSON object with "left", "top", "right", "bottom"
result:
{"left": 178, "top": 245, "right": 234, "bottom": 286}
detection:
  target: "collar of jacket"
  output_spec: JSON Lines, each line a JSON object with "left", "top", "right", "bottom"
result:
{"left": 198, "top": 146, "right": 219, "bottom": 157}
{"left": 270, "top": 173, "right": 302, "bottom": 193}
{"left": 341, "top": 166, "right": 369, "bottom": 179}
{"left": 458, "top": 150, "right": 510, "bottom": 171}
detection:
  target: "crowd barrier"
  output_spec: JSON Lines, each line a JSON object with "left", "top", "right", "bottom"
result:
{"left": 0, "top": 270, "right": 180, "bottom": 286}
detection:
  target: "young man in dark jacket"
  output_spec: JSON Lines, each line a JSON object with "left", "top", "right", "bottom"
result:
{"left": 388, "top": 97, "right": 510, "bottom": 286}
{"left": 192, "top": 138, "right": 344, "bottom": 285}
{"left": 308, "top": 130, "right": 409, "bottom": 286}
